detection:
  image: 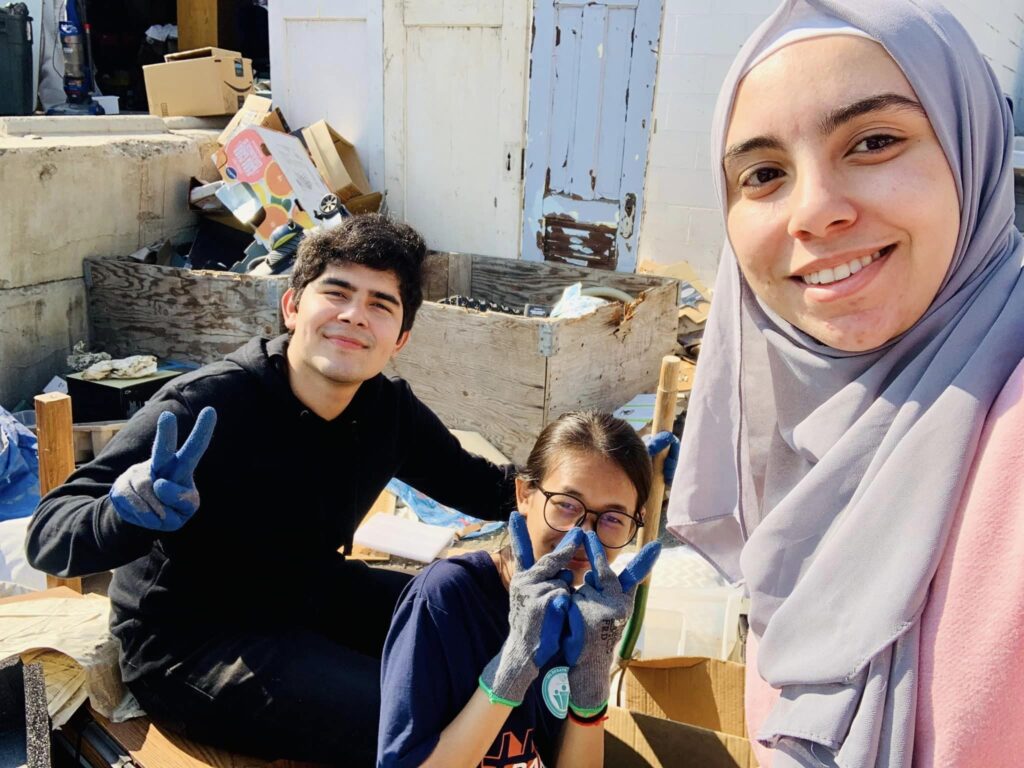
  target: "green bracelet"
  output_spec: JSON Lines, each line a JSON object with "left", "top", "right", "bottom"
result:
{"left": 568, "top": 700, "right": 609, "bottom": 719}
{"left": 478, "top": 675, "right": 521, "bottom": 708}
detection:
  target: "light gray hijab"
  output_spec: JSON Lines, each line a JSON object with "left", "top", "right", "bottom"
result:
{"left": 665, "top": 1, "right": 1024, "bottom": 766}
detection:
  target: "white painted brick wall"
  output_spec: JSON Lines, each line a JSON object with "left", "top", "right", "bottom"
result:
{"left": 640, "top": 0, "right": 1024, "bottom": 287}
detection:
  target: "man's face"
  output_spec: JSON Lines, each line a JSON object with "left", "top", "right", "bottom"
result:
{"left": 283, "top": 263, "right": 410, "bottom": 388}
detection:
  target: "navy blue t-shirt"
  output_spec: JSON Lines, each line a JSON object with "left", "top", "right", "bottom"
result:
{"left": 378, "top": 550, "right": 567, "bottom": 768}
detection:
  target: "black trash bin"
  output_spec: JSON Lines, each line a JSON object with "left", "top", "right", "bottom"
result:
{"left": 0, "top": 3, "right": 34, "bottom": 116}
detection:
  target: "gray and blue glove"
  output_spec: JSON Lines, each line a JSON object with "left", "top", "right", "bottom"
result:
{"left": 563, "top": 532, "right": 661, "bottom": 715}
{"left": 643, "top": 430, "right": 679, "bottom": 484}
{"left": 479, "top": 511, "right": 583, "bottom": 707}
{"left": 109, "top": 407, "right": 217, "bottom": 532}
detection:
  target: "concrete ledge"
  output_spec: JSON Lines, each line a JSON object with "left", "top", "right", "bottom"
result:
{"left": 162, "top": 115, "right": 231, "bottom": 131}
{"left": 0, "top": 133, "right": 214, "bottom": 288}
{"left": 0, "top": 279, "right": 89, "bottom": 408}
{"left": 0, "top": 115, "right": 169, "bottom": 137}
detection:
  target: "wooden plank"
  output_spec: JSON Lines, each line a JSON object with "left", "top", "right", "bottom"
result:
{"left": 468, "top": 252, "right": 674, "bottom": 305}
{"left": 543, "top": 281, "right": 677, "bottom": 424}
{"left": 177, "top": 0, "right": 240, "bottom": 51}
{"left": 85, "top": 259, "right": 288, "bottom": 365}
{"left": 386, "top": 303, "right": 547, "bottom": 463}
{"left": 34, "top": 393, "right": 82, "bottom": 593}
{"left": 90, "top": 708, "right": 323, "bottom": 768}
{"left": 421, "top": 253, "right": 451, "bottom": 301}
{"left": 447, "top": 252, "right": 473, "bottom": 297}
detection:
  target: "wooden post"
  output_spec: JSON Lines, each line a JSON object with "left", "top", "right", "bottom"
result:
{"left": 34, "top": 393, "right": 83, "bottom": 593}
{"left": 618, "top": 354, "right": 681, "bottom": 665}
{"left": 641, "top": 354, "right": 682, "bottom": 545}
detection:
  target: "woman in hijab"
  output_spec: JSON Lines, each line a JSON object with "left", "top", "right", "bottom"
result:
{"left": 666, "top": 1, "right": 1024, "bottom": 766}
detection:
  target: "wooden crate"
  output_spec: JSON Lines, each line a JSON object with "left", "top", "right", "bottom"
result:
{"left": 85, "top": 257, "right": 288, "bottom": 363}
{"left": 84, "top": 253, "right": 678, "bottom": 463}
{"left": 386, "top": 253, "right": 678, "bottom": 462}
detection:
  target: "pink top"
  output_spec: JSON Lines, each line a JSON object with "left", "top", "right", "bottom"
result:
{"left": 745, "top": 358, "right": 1024, "bottom": 767}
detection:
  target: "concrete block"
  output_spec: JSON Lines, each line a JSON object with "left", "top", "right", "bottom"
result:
{"left": 663, "top": 92, "right": 717, "bottom": 133}
{"left": 0, "top": 115, "right": 168, "bottom": 137}
{"left": 0, "top": 133, "right": 215, "bottom": 289}
{"left": 0, "top": 279, "right": 88, "bottom": 409}
{"left": 646, "top": 166, "right": 719, "bottom": 208}
{"left": 647, "top": 129, "right": 701, "bottom": 170}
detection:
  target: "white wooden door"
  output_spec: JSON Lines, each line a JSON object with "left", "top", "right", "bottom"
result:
{"left": 268, "top": 0, "right": 385, "bottom": 190}
{"left": 522, "top": 0, "right": 663, "bottom": 272}
{"left": 383, "top": 0, "right": 528, "bottom": 260}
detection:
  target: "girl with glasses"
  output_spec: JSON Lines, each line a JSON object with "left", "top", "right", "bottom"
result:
{"left": 378, "top": 411, "right": 661, "bottom": 767}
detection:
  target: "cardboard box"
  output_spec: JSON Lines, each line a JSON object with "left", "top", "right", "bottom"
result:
{"left": 217, "top": 95, "right": 289, "bottom": 145}
{"left": 605, "top": 708, "right": 756, "bottom": 768}
{"left": 344, "top": 191, "right": 383, "bottom": 215}
{"left": 609, "top": 657, "right": 756, "bottom": 768}
{"left": 143, "top": 47, "right": 253, "bottom": 117}
{"left": 300, "top": 120, "right": 371, "bottom": 202}
{"left": 214, "top": 127, "right": 334, "bottom": 247}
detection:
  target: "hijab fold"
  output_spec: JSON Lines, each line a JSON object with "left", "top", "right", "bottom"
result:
{"left": 666, "top": 1, "right": 1024, "bottom": 765}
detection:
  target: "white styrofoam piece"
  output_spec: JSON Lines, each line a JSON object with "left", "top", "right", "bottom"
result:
{"left": 353, "top": 514, "right": 454, "bottom": 564}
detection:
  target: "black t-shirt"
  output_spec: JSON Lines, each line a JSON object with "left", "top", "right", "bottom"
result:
{"left": 379, "top": 550, "right": 568, "bottom": 768}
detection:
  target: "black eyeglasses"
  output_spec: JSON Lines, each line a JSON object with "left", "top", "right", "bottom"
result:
{"left": 537, "top": 487, "right": 643, "bottom": 549}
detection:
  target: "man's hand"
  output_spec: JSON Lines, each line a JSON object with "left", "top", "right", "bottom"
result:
{"left": 109, "top": 407, "right": 217, "bottom": 532}
{"left": 479, "top": 512, "right": 582, "bottom": 707}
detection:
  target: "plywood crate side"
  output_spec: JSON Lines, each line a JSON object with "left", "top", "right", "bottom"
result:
{"left": 421, "top": 252, "right": 451, "bottom": 301}
{"left": 543, "top": 281, "right": 678, "bottom": 421}
{"left": 85, "top": 258, "right": 287, "bottom": 364}
{"left": 386, "top": 304, "right": 547, "bottom": 463}
{"left": 467, "top": 253, "right": 670, "bottom": 305}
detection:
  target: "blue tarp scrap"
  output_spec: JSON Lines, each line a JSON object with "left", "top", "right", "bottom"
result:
{"left": 385, "top": 479, "right": 504, "bottom": 540}
{"left": 0, "top": 408, "right": 40, "bottom": 523}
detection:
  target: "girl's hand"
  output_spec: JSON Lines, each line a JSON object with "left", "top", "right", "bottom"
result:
{"left": 478, "top": 512, "right": 584, "bottom": 707}
{"left": 563, "top": 532, "right": 661, "bottom": 715}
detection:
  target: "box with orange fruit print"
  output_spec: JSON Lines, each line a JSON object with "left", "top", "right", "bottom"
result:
{"left": 214, "top": 127, "right": 336, "bottom": 249}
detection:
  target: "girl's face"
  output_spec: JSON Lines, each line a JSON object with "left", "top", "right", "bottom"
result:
{"left": 723, "top": 36, "right": 960, "bottom": 352}
{"left": 515, "top": 449, "right": 640, "bottom": 586}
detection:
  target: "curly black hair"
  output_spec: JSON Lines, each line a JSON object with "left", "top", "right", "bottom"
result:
{"left": 290, "top": 213, "right": 427, "bottom": 333}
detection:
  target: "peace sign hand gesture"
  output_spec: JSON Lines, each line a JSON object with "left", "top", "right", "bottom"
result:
{"left": 110, "top": 407, "right": 218, "bottom": 532}
{"left": 479, "top": 511, "right": 584, "bottom": 707}
{"left": 563, "top": 531, "right": 661, "bottom": 715}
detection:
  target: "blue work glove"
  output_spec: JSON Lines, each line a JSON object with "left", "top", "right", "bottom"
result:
{"left": 562, "top": 532, "right": 661, "bottom": 714}
{"left": 479, "top": 511, "right": 583, "bottom": 707}
{"left": 109, "top": 407, "right": 217, "bottom": 532}
{"left": 643, "top": 430, "right": 679, "bottom": 484}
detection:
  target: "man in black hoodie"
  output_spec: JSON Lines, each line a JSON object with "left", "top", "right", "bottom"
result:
{"left": 26, "top": 215, "right": 516, "bottom": 766}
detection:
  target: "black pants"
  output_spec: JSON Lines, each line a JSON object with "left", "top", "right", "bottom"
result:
{"left": 126, "top": 560, "right": 413, "bottom": 767}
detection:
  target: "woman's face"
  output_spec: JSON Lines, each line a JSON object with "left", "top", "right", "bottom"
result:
{"left": 515, "top": 449, "right": 639, "bottom": 586}
{"left": 723, "top": 36, "right": 960, "bottom": 352}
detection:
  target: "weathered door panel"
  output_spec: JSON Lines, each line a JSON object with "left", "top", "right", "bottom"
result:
{"left": 383, "top": 0, "right": 528, "bottom": 260}
{"left": 523, "top": 0, "right": 663, "bottom": 272}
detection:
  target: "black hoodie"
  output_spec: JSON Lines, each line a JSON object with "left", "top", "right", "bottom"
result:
{"left": 26, "top": 335, "right": 515, "bottom": 680}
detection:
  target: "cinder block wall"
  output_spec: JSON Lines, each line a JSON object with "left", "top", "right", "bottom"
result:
{"left": 639, "top": 0, "right": 1024, "bottom": 287}
{"left": 0, "top": 127, "right": 220, "bottom": 410}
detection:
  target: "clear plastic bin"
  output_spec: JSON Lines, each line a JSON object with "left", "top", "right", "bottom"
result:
{"left": 616, "top": 545, "right": 747, "bottom": 660}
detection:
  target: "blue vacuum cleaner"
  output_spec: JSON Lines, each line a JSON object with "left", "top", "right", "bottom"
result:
{"left": 47, "top": 0, "right": 104, "bottom": 116}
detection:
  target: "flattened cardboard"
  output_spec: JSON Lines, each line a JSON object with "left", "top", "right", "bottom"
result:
{"left": 217, "top": 95, "right": 289, "bottom": 145}
{"left": 214, "top": 127, "right": 333, "bottom": 247}
{"left": 143, "top": 47, "right": 253, "bottom": 117}
{"left": 300, "top": 120, "right": 371, "bottom": 202}
{"left": 620, "top": 657, "right": 747, "bottom": 737}
{"left": 605, "top": 707, "right": 756, "bottom": 768}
